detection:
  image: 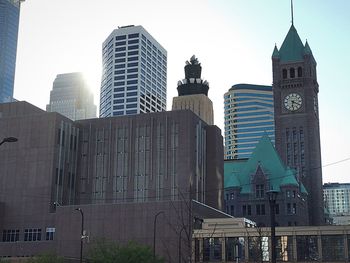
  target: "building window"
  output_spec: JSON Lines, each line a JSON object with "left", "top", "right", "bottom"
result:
{"left": 282, "top": 69, "right": 287, "bottom": 79}
{"left": 46, "top": 228, "right": 55, "bottom": 241}
{"left": 128, "top": 33, "right": 139, "bottom": 39}
{"left": 230, "top": 205, "right": 234, "bottom": 216}
{"left": 24, "top": 228, "right": 42, "bottom": 241}
{"left": 286, "top": 190, "right": 291, "bottom": 198}
{"left": 116, "top": 35, "right": 126, "bottom": 41}
{"left": 230, "top": 193, "right": 234, "bottom": 200}
{"left": 243, "top": 205, "right": 246, "bottom": 216}
{"left": 255, "top": 184, "right": 264, "bottom": 198}
{"left": 256, "top": 204, "right": 265, "bottom": 215}
{"left": 2, "top": 230, "right": 19, "bottom": 242}
{"left": 299, "top": 128, "right": 304, "bottom": 141}
{"left": 298, "top": 67, "right": 303, "bottom": 77}
{"left": 286, "top": 128, "right": 290, "bottom": 142}
{"left": 247, "top": 205, "right": 251, "bottom": 215}
{"left": 287, "top": 203, "right": 297, "bottom": 214}
{"left": 290, "top": 68, "right": 295, "bottom": 78}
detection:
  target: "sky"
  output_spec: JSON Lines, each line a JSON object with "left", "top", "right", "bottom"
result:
{"left": 13, "top": 0, "right": 350, "bottom": 183}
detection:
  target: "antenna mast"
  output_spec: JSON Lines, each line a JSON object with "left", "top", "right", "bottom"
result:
{"left": 291, "top": 0, "right": 294, "bottom": 25}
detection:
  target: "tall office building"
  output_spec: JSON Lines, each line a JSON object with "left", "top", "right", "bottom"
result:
{"left": 0, "top": 0, "right": 24, "bottom": 103}
{"left": 46, "top": 72, "right": 97, "bottom": 121}
{"left": 99, "top": 25, "right": 167, "bottom": 117}
{"left": 272, "top": 21, "right": 324, "bottom": 225}
{"left": 324, "top": 183, "right": 350, "bottom": 216}
{"left": 224, "top": 84, "right": 274, "bottom": 160}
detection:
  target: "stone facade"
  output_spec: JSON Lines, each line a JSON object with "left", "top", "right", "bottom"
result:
{"left": 272, "top": 25, "right": 324, "bottom": 225}
{"left": 224, "top": 136, "right": 309, "bottom": 227}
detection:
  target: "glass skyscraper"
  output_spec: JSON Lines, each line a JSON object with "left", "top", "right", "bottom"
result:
{"left": 0, "top": 0, "right": 23, "bottom": 103}
{"left": 100, "top": 25, "right": 167, "bottom": 117}
{"left": 224, "top": 84, "right": 275, "bottom": 160}
{"left": 46, "top": 72, "right": 97, "bottom": 121}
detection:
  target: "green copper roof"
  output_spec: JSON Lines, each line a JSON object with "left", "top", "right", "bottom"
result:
{"left": 279, "top": 25, "right": 305, "bottom": 62}
{"left": 224, "top": 135, "right": 308, "bottom": 194}
{"left": 304, "top": 40, "right": 313, "bottom": 55}
{"left": 272, "top": 45, "right": 280, "bottom": 59}
{"left": 224, "top": 159, "right": 246, "bottom": 188}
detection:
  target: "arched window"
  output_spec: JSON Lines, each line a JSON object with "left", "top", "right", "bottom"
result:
{"left": 298, "top": 67, "right": 303, "bottom": 77}
{"left": 282, "top": 69, "right": 287, "bottom": 79}
{"left": 290, "top": 68, "right": 295, "bottom": 78}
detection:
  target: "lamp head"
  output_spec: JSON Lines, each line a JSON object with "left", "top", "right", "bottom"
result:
{"left": 4, "top": 137, "right": 18, "bottom": 143}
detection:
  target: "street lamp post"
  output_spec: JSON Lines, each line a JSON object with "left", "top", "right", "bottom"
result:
{"left": 75, "top": 208, "right": 84, "bottom": 263}
{"left": 153, "top": 211, "right": 165, "bottom": 259}
{"left": 178, "top": 225, "right": 186, "bottom": 263}
{"left": 267, "top": 190, "right": 278, "bottom": 263}
{"left": 0, "top": 137, "right": 18, "bottom": 146}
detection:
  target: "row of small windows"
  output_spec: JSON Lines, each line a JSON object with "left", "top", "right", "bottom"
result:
{"left": 226, "top": 203, "right": 297, "bottom": 217}
{"left": 113, "top": 97, "right": 137, "bottom": 103}
{"left": 114, "top": 74, "right": 138, "bottom": 80}
{"left": 226, "top": 126, "right": 274, "bottom": 134}
{"left": 113, "top": 109, "right": 137, "bottom": 116}
{"left": 115, "top": 52, "right": 139, "bottom": 58}
{"left": 226, "top": 131, "right": 275, "bottom": 140}
{"left": 2, "top": 228, "right": 55, "bottom": 242}
{"left": 225, "top": 121, "right": 274, "bottom": 130}
{"left": 113, "top": 86, "right": 138, "bottom": 92}
{"left": 115, "top": 33, "right": 139, "bottom": 41}
{"left": 113, "top": 80, "right": 138, "bottom": 86}
{"left": 114, "top": 60, "right": 139, "bottom": 66}
{"left": 113, "top": 103, "right": 137, "bottom": 110}
{"left": 230, "top": 111, "right": 273, "bottom": 118}
{"left": 113, "top": 91, "right": 138, "bottom": 98}
{"left": 229, "top": 93, "right": 272, "bottom": 99}
{"left": 226, "top": 116, "right": 274, "bottom": 123}
{"left": 282, "top": 67, "right": 302, "bottom": 79}
{"left": 114, "top": 74, "right": 138, "bottom": 81}
{"left": 113, "top": 34, "right": 166, "bottom": 60}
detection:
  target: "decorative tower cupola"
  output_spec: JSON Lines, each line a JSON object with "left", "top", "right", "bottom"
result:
{"left": 177, "top": 55, "right": 210, "bottom": 96}
{"left": 172, "top": 55, "right": 214, "bottom": 125}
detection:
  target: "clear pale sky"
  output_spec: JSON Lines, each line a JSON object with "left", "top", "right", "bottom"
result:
{"left": 14, "top": 0, "right": 350, "bottom": 183}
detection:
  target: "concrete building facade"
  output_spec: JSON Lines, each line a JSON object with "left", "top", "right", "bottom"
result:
{"left": 46, "top": 72, "right": 97, "bottom": 121}
{"left": 0, "top": 101, "right": 223, "bottom": 261}
{"left": 99, "top": 25, "right": 167, "bottom": 118}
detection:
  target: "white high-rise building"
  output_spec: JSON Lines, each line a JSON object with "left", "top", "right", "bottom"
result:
{"left": 324, "top": 183, "right": 350, "bottom": 216}
{"left": 46, "top": 72, "right": 97, "bottom": 120}
{"left": 99, "top": 25, "right": 167, "bottom": 117}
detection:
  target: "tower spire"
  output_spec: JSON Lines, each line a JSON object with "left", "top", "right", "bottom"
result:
{"left": 291, "top": 0, "right": 294, "bottom": 25}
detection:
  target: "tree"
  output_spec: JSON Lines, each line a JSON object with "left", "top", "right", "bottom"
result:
{"left": 88, "top": 240, "right": 165, "bottom": 263}
{"left": 26, "top": 252, "right": 64, "bottom": 263}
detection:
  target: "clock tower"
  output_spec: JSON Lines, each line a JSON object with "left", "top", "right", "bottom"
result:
{"left": 272, "top": 23, "right": 324, "bottom": 225}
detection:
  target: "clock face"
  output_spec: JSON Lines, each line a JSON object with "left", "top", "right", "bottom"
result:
{"left": 284, "top": 93, "right": 302, "bottom": 111}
